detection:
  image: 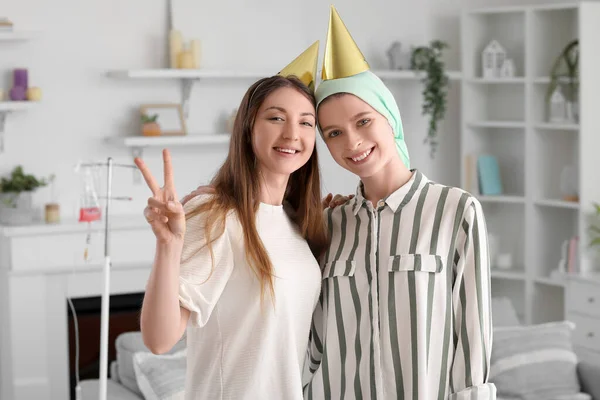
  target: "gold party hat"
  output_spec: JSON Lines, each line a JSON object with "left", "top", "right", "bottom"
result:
{"left": 322, "top": 5, "right": 370, "bottom": 81}
{"left": 278, "top": 41, "right": 320, "bottom": 91}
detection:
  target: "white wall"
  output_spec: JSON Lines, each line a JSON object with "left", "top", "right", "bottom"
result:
{"left": 0, "top": 0, "right": 475, "bottom": 221}
{"left": 3, "top": 0, "right": 573, "bottom": 220}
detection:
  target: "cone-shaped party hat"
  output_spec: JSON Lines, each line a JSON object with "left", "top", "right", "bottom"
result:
{"left": 321, "top": 5, "right": 370, "bottom": 81}
{"left": 278, "top": 41, "right": 320, "bottom": 91}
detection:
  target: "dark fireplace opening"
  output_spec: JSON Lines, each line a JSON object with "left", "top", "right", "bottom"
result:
{"left": 67, "top": 292, "right": 145, "bottom": 400}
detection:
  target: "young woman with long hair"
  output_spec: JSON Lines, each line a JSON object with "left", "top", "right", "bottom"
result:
{"left": 135, "top": 45, "right": 328, "bottom": 399}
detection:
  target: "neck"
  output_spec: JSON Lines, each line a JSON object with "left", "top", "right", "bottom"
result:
{"left": 257, "top": 168, "right": 290, "bottom": 206}
{"left": 362, "top": 155, "right": 413, "bottom": 205}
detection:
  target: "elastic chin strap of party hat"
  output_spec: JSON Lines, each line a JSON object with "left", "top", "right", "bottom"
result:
{"left": 316, "top": 5, "right": 410, "bottom": 169}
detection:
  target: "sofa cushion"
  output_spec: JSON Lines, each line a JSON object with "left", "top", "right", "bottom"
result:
{"left": 491, "top": 321, "right": 581, "bottom": 400}
{"left": 491, "top": 297, "right": 521, "bottom": 327}
{"left": 80, "top": 379, "right": 142, "bottom": 400}
{"left": 115, "top": 331, "right": 186, "bottom": 397}
{"left": 133, "top": 349, "right": 186, "bottom": 400}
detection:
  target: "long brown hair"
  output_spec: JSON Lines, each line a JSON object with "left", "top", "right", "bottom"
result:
{"left": 187, "top": 75, "right": 328, "bottom": 301}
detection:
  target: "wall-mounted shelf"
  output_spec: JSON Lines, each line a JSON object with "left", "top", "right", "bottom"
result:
{"left": 107, "top": 69, "right": 271, "bottom": 118}
{"left": 465, "top": 77, "right": 526, "bottom": 84}
{"left": 106, "top": 133, "right": 230, "bottom": 158}
{"left": 373, "top": 69, "right": 462, "bottom": 80}
{"left": 106, "top": 68, "right": 463, "bottom": 118}
{"left": 0, "top": 30, "right": 39, "bottom": 41}
{"left": 107, "top": 68, "right": 463, "bottom": 81}
{"left": 0, "top": 101, "right": 38, "bottom": 153}
{"left": 106, "top": 69, "right": 271, "bottom": 80}
{"left": 106, "top": 134, "right": 231, "bottom": 183}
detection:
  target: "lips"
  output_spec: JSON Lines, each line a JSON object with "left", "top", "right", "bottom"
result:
{"left": 348, "top": 146, "right": 374, "bottom": 163}
{"left": 274, "top": 147, "right": 300, "bottom": 155}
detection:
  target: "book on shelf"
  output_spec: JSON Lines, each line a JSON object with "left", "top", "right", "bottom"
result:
{"left": 557, "top": 236, "right": 580, "bottom": 275}
{"left": 477, "top": 155, "right": 503, "bottom": 196}
{"left": 464, "top": 153, "right": 480, "bottom": 195}
{"left": 465, "top": 153, "right": 504, "bottom": 196}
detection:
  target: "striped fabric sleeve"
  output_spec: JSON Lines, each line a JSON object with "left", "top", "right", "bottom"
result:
{"left": 303, "top": 290, "right": 325, "bottom": 390}
{"left": 449, "top": 198, "right": 496, "bottom": 400}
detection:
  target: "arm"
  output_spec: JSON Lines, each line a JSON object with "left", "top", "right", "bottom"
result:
{"left": 136, "top": 150, "right": 190, "bottom": 354}
{"left": 449, "top": 198, "right": 496, "bottom": 400}
{"left": 177, "top": 196, "right": 235, "bottom": 328}
{"left": 141, "top": 195, "right": 234, "bottom": 354}
{"left": 141, "top": 240, "right": 190, "bottom": 354}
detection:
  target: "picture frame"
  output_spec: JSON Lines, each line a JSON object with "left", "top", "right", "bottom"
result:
{"left": 139, "top": 103, "right": 187, "bottom": 136}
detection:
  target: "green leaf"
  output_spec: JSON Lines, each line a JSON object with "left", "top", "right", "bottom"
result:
{"left": 410, "top": 40, "right": 450, "bottom": 159}
{"left": 0, "top": 166, "right": 49, "bottom": 193}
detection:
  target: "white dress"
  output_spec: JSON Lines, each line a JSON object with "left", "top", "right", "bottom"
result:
{"left": 178, "top": 194, "right": 322, "bottom": 400}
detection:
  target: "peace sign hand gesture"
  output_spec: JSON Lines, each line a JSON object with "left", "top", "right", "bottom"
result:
{"left": 134, "top": 149, "right": 186, "bottom": 244}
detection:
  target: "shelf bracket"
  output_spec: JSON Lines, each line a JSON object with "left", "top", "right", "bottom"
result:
{"left": 131, "top": 147, "right": 143, "bottom": 184}
{"left": 181, "top": 79, "right": 198, "bottom": 120}
{"left": 0, "top": 112, "right": 7, "bottom": 153}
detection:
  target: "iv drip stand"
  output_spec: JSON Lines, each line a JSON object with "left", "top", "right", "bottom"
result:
{"left": 79, "top": 157, "right": 137, "bottom": 400}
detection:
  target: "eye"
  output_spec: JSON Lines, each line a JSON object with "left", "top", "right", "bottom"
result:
{"left": 301, "top": 121, "right": 314, "bottom": 127}
{"left": 358, "top": 118, "right": 370, "bottom": 126}
{"left": 328, "top": 130, "right": 341, "bottom": 138}
{"left": 268, "top": 116, "right": 284, "bottom": 122}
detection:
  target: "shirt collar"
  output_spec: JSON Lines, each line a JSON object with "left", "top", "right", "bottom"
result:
{"left": 352, "top": 170, "right": 428, "bottom": 215}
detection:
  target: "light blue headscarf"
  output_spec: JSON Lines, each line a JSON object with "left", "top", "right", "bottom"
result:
{"left": 315, "top": 70, "right": 410, "bottom": 169}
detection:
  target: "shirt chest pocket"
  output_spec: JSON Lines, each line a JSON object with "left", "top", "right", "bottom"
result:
{"left": 388, "top": 254, "right": 444, "bottom": 273}
{"left": 323, "top": 260, "right": 356, "bottom": 279}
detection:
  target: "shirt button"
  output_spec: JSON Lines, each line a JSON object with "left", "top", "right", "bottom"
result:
{"left": 377, "top": 200, "right": 385, "bottom": 208}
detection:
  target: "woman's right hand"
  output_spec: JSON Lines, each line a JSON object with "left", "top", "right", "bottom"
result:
{"left": 134, "top": 149, "right": 186, "bottom": 244}
{"left": 322, "top": 193, "right": 355, "bottom": 209}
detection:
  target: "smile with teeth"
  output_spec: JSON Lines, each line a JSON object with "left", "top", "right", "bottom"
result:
{"left": 275, "top": 147, "right": 299, "bottom": 154}
{"left": 349, "top": 147, "right": 374, "bottom": 163}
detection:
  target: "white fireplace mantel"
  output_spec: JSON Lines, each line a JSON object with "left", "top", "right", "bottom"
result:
{"left": 0, "top": 215, "right": 155, "bottom": 400}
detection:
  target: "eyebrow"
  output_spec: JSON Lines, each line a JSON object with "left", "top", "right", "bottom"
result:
{"left": 321, "top": 111, "right": 373, "bottom": 133}
{"left": 264, "top": 106, "right": 315, "bottom": 119}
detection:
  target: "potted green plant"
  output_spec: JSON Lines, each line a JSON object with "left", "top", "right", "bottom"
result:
{"left": 546, "top": 40, "right": 579, "bottom": 120}
{"left": 588, "top": 202, "right": 600, "bottom": 247}
{"left": 0, "top": 166, "right": 50, "bottom": 225}
{"left": 141, "top": 113, "right": 161, "bottom": 136}
{"left": 410, "top": 40, "right": 450, "bottom": 158}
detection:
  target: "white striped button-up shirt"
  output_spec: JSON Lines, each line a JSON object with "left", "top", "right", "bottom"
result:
{"left": 303, "top": 171, "right": 496, "bottom": 399}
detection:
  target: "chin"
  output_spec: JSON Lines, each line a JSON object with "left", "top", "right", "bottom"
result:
{"left": 341, "top": 160, "right": 380, "bottom": 179}
{"left": 271, "top": 162, "right": 307, "bottom": 176}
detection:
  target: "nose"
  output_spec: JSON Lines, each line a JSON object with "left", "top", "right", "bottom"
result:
{"left": 345, "top": 130, "right": 363, "bottom": 151}
{"left": 282, "top": 122, "right": 300, "bottom": 141}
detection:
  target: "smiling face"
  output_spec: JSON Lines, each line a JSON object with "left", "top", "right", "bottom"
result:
{"left": 318, "top": 93, "right": 399, "bottom": 179}
{"left": 251, "top": 86, "right": 317, "bottom": 178}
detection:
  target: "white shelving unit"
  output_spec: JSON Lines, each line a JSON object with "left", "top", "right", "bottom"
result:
{"left": 461, "top": 2, "right": 600, "bottom": 326}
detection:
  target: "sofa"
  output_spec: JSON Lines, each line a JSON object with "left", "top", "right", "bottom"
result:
{"left": 81, "top": 332, "right": 186, "bottom": 400}
{"left": 81, "top": 299, "right": 600, "bottom": 400}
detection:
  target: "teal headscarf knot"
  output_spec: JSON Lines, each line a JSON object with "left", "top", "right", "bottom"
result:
{"left": 315, "top": 70, "right": 410, "bottom": 169}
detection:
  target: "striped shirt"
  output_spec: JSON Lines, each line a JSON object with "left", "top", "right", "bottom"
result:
{"left": 303, "top": 170, "right": 496, "bottom": 399}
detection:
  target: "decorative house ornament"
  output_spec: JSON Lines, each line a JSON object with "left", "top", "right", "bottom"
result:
{"left": 386, "top": 41, "right": 411, "bottom": 70}
{"left": 500, "top": 59, "right": 515, "bottom": 78}
{"left": 549, "top": 85, "right": 568, "bottom": 122}
{"left": 482, "top": 39, "right": 507, "bottom": 78}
